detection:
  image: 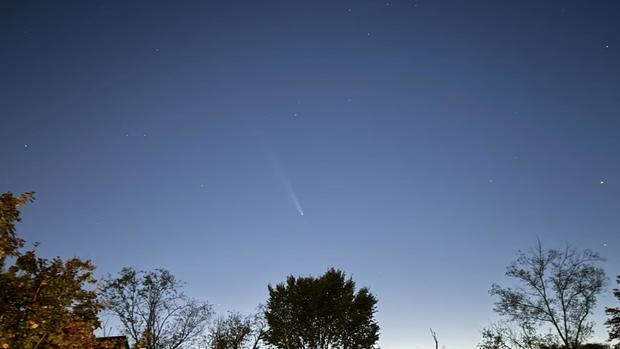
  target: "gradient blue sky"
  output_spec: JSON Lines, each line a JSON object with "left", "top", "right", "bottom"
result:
{"left": 1, "top": 1, "right": 619, "bottom": 348}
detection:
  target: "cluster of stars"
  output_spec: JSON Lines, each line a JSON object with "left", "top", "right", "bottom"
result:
{"left": 343, "top": 1, "right": 424, "bottom": 39}
{"left": 484, "top": 177, "right": 608, "bottom": 185}
{"left": 123, "top": 132, "right": 148, "bottom": 137}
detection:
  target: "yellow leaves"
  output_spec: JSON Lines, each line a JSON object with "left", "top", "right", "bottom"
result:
{"left": 1, "top": 192, "right": 103, "bottom": 348}
{"left": 14, "top": 192, "right": 35, "bottom": 208}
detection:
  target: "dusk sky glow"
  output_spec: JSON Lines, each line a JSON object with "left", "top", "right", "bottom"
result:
{"left": 1, "top": 1, "right": 620, "bottom": 349}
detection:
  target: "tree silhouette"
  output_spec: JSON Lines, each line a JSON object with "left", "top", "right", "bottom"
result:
{"left": 264, "top": 268, "right": 379, "bottom": 349}
{"left": 102, "top": 267, "right": 213, "bottom": 349}
{"left": 606, "top": 275, "right": 620, "bottom": 344}
{"left": 485, "top": 242, "right": 605, "bottom": 349}
{"left": 209, "top": 307, "right": 266, "bottom": 349}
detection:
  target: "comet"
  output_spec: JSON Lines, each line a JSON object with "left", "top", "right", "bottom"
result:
{"left": 248, "top": 126, "right": 305, "bottom": 217}
{"left": 283, "top": 178, "right": 304, "bottom": 216}
{"left": 270, "top": 156, "right": 305, "bottom": 217}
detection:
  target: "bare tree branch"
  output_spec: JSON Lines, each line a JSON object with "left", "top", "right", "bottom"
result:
{"left": 487, "top": 243, "right": 605, "bottom": 349}
{"left": 102, "top": 268, "right": 213, "bottom": 349}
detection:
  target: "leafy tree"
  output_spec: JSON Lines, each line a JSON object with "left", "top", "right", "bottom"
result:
{"left": 102, "top": 267, "right": 213, "bottom": 349}
{"left": 485, "top": 242, "right": 605, "bottom": 349}
{"left": 0, "top": 192, "right": 103, "bottom": 348}
{"left": 209, "top": 307, "right": 266, "bottom": 349}
{"left": 606, "top": 275, "right": 620, "bottom": 344}
{"left": 0, "top": 192, "right": 34, "bottom": 261}
{"left": 264, "top": 268, "right": 379, "bottom": 349}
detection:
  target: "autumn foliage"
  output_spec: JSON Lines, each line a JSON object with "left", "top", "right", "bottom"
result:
{"left": 0, "top": 192, "right": 104, "bottom": 348}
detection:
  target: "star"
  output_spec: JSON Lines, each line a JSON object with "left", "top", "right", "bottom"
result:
{"left": 605, "top": 44, "right": 609, "bottom": 49}
{"left": 603, "top": 243, "right": 608, "bottom": 247}
{"left": 488, "top": 179, "right": 494, "bottom": 183}
{"left": 600, "top": 180, "right": 605, "bottom": 185}
{"left": 24, "top": 144, "right": 29, "bottom": 148}
{"left": 293, "top": 112, "right": 298, "bottom": 117}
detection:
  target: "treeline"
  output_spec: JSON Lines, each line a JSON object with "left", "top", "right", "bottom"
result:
{"left": 0, "top": 193, "right": 377, "bottom": 349}
{"left": 1, "top": 192, "right": 620, "bottom": 349}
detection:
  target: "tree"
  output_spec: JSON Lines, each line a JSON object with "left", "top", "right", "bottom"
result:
{"left": 606, "top": 275, "right": 620, "bottom": 344}
{"left": 101, "top": 267, "right": 213, "bottom": 349}
{"left": 209, "top": 307, "right": 266, "bottom": 349}
{"left": 478, "top": 320, "right": 555, "bottom": 349}
{"left": 264, "top": 268, "right": 379, "bottom": 349}
{"left": 0, "top": 192, "right": 32, "bottom": 262}
{"left": 487, "top": 242, "right": 605, "bottom": 349}
{"left": 0, "top": 192, "right": 103, "bottom": 348}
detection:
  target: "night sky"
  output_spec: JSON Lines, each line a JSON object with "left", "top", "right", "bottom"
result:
{"left": 1, "top": 1, "right": 620, "bottom": 348}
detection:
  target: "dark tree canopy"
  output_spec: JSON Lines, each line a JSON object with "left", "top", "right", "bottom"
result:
{"left": 486, "top": 243, "right": 605, "bottom": 349}
{"left": 264, "top": 268, "right": 379, "bottom": 349}
{"left": 0, "top": 192, "right": 103, "bottom": 349}
{"left": 606, "top": 275, "right": 620, "bottom": 343}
